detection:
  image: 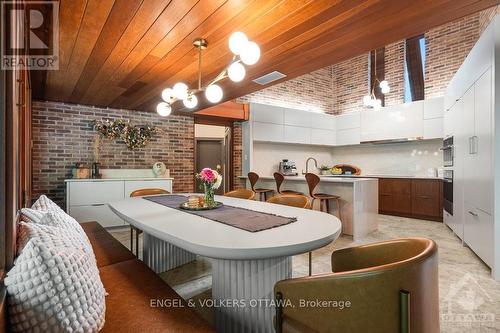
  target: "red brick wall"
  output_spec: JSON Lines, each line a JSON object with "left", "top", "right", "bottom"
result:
{"left": 479, "top": 5, "right": 499, "bottom": 35}
{"left": 32, "top": 100, "right": 195, "bottom": 208}
{"left": 232, "top": 122, "right": 245, "bottom": 189}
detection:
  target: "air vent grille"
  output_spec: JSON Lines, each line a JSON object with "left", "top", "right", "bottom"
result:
{"left": 252, "top": 71, "right": 287, "bottom": 85}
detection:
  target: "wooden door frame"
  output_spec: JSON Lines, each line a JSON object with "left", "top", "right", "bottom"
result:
{"left": 194, "top": 117, "right": 235, "bottom": 191}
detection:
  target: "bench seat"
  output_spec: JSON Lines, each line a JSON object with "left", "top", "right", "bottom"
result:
{"left": 80, "top": 222, "right": 214, "bottom": 332}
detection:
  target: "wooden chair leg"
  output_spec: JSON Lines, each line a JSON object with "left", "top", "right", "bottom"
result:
{"left": 326, "top": 199, "right": 330, "bottom": 213}
{"left": 309, "top": 251, "right": 312, "bottom": 276}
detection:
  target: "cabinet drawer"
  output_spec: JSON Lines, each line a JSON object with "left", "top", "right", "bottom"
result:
{"left": 69, "top": 205, "right": 125, "bottom": 228}
{"left": 125, "top": 180, "right": 173, "bottom": 197}
{"left": 68, "top": 181, "right": 124, "bottom": 205}
{"left": 464, "top": 204, "right": 493, "bottom": 267}
{"left": 379, "top": 179, "right": 411, "bottom": 195}
{"left": 379, "top": 194, "right": 412, "bottom": 215}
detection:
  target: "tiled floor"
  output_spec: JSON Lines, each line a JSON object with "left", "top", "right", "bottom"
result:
{"left": 110, "top": 215, "right": 500, "bottom": 332}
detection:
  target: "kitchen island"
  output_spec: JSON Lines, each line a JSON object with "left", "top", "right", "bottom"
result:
{"left": 241, "top": 175, "right": 378, "bottom": 240}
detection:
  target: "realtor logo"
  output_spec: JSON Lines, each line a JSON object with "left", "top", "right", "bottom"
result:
{"left": 441, "top": 272, "right": 495, "bottom": 328}
{"left": 1, "top": 1, "right": 59, "bottom": 70}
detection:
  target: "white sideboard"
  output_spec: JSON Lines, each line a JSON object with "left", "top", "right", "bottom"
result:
{"left": 65, "top": 178, "right": 173, "bottom": 228}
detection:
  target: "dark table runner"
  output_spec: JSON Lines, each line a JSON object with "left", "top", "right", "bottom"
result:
{"left": 143, "top": 195, "right": 297, "bottom": 232}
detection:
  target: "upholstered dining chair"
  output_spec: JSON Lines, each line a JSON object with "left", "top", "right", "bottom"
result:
{"left": 224, "top": 188, "right": 255, "bottom": 200}
{"left": 266, "top": 194, "right": 311, "bottom": 209}
{"left": 129, "top": 188, "right": 170, "bottom": 257}
{"left": 274, "top": 238, "right": 439, "bottom": 333}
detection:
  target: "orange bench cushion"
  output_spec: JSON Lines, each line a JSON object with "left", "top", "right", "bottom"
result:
{"left": 99, "top": 259, "right": 214, "bottom": 332}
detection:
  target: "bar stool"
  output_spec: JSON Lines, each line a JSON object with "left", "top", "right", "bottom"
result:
{"left": 273, "top": 172, "right": 303, "bottom": 195}
{"left": 305, "top": 173, "right": 342, "bottom": 276}
{"left": 130, "top": 188, "right": 170, "bottom": 257}
{"left": 248, "top": 172, "right": 274, "bottom": 201}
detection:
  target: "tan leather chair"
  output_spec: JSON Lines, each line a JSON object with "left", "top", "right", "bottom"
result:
{"left": 248, "top": 172, "right": 274, "bottom": 201}
{"left": 129, "top": 188, "right": 170, "bottom": 257}
{"left": 274, "top": 238, "right": 439, "bottom": 333}
{"left": 224, "top": 188, "right": 255, "bottom": 200}
{"left": 267, "top": 194, "right": 311, "bottom": 209}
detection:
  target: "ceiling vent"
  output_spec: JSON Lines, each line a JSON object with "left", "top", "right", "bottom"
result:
{"left": 252, "top": 71, "right": 287, "bottom": 85}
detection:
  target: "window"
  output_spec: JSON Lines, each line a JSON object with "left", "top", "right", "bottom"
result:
{"left": 369, "top": 47, "right": 386, "bottom": 106}
{"left": 404, "top": 35, "right": 426, "bottom": 102}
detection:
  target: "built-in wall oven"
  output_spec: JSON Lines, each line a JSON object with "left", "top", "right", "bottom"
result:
{"left": 441, "top": 136, "right": 454, "bottom": 167}
{"left": 443, "top": 170, "right": 453, "bottom": 215}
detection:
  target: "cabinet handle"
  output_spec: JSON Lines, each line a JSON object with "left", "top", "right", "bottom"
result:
{"left": 91, "top": 203, "right": 105, "bottom": 207}
{"left": 469, "top": 137, "right": 473, "bottom": 154}
{"left": 473, "top": 136, "right": 478, "bottom": 154}
{"left": 468, "top": 211, "right": 478, "bottom": 217}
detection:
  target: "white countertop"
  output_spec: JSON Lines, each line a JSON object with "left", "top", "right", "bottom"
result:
{"left": 109, "top": 194, "right": 341, "bottom": 260}
{"left": 65, "top": 177, "right": 174, "bottom": 182}
{"left": 240, "top": 174, "right": 442, "bottom": 181}
{"left": 239, "top": 175, "right": 376, "bottom": 183}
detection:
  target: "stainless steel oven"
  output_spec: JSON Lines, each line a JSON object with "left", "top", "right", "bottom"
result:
{"left": 443, "top": 170, "right": 453, "bottom": 215}
{"left": 441, "top": 136, "right": 454, "bottom": 167}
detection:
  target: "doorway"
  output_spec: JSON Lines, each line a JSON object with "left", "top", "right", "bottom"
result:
{"left": 194, "top": 124, "right": 232, "bottom": 194}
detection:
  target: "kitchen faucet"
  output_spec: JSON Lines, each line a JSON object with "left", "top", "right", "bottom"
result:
{"left": 302, "top": 157, "right": 318, "bottom": 175}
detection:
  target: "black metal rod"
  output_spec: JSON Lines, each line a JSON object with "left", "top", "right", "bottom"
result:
{"left": 275, "top": 292, "right": 283, "bottom": 333}
{"left": 400, "top": 290, "right": 410, "bottom": 333}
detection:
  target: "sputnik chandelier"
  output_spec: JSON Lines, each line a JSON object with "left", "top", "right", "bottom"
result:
{"left": 363, "top": 50, "right": 390, "bottom": 110}
{"left": 156, "top": 32, "right": 261, "bottom": 116}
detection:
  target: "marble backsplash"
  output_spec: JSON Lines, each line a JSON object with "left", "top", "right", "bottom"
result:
{"left": 252, "top": 139, "right": 443, "bottom": 177}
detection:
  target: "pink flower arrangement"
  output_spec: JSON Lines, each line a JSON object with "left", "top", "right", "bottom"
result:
{"left": 197, "top": 167, "right": 223, "bottom": 189}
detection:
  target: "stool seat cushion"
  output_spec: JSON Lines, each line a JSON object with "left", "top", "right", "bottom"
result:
{"left": 255, "top": 188, "right": 273, "bottom": 192}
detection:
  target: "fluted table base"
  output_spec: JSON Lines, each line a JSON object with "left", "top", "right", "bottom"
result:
{"left": 211, "top": 257, "right": 292, "bottom": 333}
{"left": 143, "top": 233, "right": 196, "bottom": 273}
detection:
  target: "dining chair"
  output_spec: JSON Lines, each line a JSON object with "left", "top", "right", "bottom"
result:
{"left": 266, "top": 194, "right": 311, "bottom": 209}
{"left": 275, "top": 238, "right": 439, "bottom": 333}
{"left": 248, "top": 172, "right": 273, "bottom": 201}
{"left": 129, "top": 188, "right": 170, "bottom": 257}
{"left": 224, "top": 188, "right": 255, "bottom": 200}
{"left": 273, "top": 172, "right": 303, "bottom": 195}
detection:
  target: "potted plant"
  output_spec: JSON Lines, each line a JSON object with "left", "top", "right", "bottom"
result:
{"left": 319, "top": 165, "right": 331, "bottom": 175}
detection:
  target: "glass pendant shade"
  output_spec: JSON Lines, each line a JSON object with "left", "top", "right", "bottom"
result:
{"left": 228, "top": 62, "right": 246, "bottom": 82}
{"left": 161, "top": 88, "right": 175, "bottom": 102}
{"left": 156, "top": 102, "right": 172, "bottom": 117}
{"left": 205, "top": 84, "right": 223, "bottom": 103}
{"left": 363, "top": 95, "right": 371, "bottom": 106}
{"left": 229, "top": 32, "right": 248, "bottom": 55}
{"left": 173, "top": 82, "right": 188, "bottom": 100}
{"left": 183, "top": 94, "right": 198, "bottom": 108}
{"left": 240, "top": 41, "right": 260, "bottom": 65}
{"left": 381, "top": 85, "right": 390, "bottom": 94}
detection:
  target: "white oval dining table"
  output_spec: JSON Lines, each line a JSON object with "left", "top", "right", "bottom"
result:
{"left": 108, "top": 194, "right": 342, "bottom": 333}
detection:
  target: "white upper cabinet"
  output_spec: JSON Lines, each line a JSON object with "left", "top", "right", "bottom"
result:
{"left": 423, "top": 97, "right": 444, "bottom": 119}
{"left": 336, "top": 128, "right": 361, "bottom": 146}
{"left": 283, "top": 108, "right": 311, "bottom": 127}
{"left": 360, "top": 100, "right": 424, "bottom": 142}
{"left": 311, "top": 128, "right": 336, "bottom": 145}
{"left": 311, "top": 112, "right": 336, "bottom": 130}
{"left": 251, "top": 103, "right": 283, "bottom": 124}
{"left": 283, "top": 125, "right": 311, "bottom": 144}
{"left": 336, "top": 112, "right": 360, "bottom": 130}
{"left": 252, "top": 122, "right": 284, "bottom": 142}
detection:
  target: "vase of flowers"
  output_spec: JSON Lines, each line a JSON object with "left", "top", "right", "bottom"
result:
{"left": 196, "top": 167, "right": 222, "bottom": 207}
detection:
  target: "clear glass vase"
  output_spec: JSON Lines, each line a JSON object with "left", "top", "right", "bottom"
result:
{"left": 204, "top": 183, "right": 215, "bottom": 207}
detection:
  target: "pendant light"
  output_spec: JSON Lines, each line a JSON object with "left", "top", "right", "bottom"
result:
{"left": 157, "top": 32, "right": 261, "bottom": 116}
{"left": 363, "top": 50, "right": 391, "bottom": 111}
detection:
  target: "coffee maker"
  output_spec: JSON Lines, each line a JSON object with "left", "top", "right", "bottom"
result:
{"left": 279, "top": 159, "right": 298, "bottom": 176}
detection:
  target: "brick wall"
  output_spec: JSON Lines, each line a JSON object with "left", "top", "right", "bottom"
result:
{"left": 424, "top": 13, "right": 480, "bottom": 98}
{"left": 232, "top": 122, "right": 245, "bottom": 189}
{"left": 238, "top": 67, "right": 333, "bottom": 114}
{"left": 384, "top": 41, "right": 405, "bottom": 106}
{"left": 479, "top": 5, "right": 500, "bottom": 34}
{"left": 32, "top": 100, "right": 195, "bottom": 208}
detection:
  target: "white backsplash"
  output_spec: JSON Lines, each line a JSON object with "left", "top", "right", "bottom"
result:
{"left": 252, "top": 139, "right": 442, "bottom": 177}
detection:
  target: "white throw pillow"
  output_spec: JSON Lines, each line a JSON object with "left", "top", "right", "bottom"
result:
{"left": 5, "top": 226, "right": 106, "bottom": 332}
{"left": 31, "top": 194, "right": 65, "bottom": 214}
{"left": 20, "top": 208, "right": 92, "bottom": 254}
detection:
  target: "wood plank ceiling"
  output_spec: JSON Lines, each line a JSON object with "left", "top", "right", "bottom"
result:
{"left": 33, "top": 0, "right": 500, "bottom": 114}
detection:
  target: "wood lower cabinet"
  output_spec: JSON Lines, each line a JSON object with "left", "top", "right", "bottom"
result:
{"left": 379, "top": 178, "right": 443, "bottom": 222}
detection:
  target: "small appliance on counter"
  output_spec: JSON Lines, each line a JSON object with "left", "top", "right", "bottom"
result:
{"left": 279, "top": 159, "right": 298, "bottom": 176}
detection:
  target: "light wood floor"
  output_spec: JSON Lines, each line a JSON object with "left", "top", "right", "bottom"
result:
{"left": 110, "top": 214, "right": 500, "bottom": 332}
